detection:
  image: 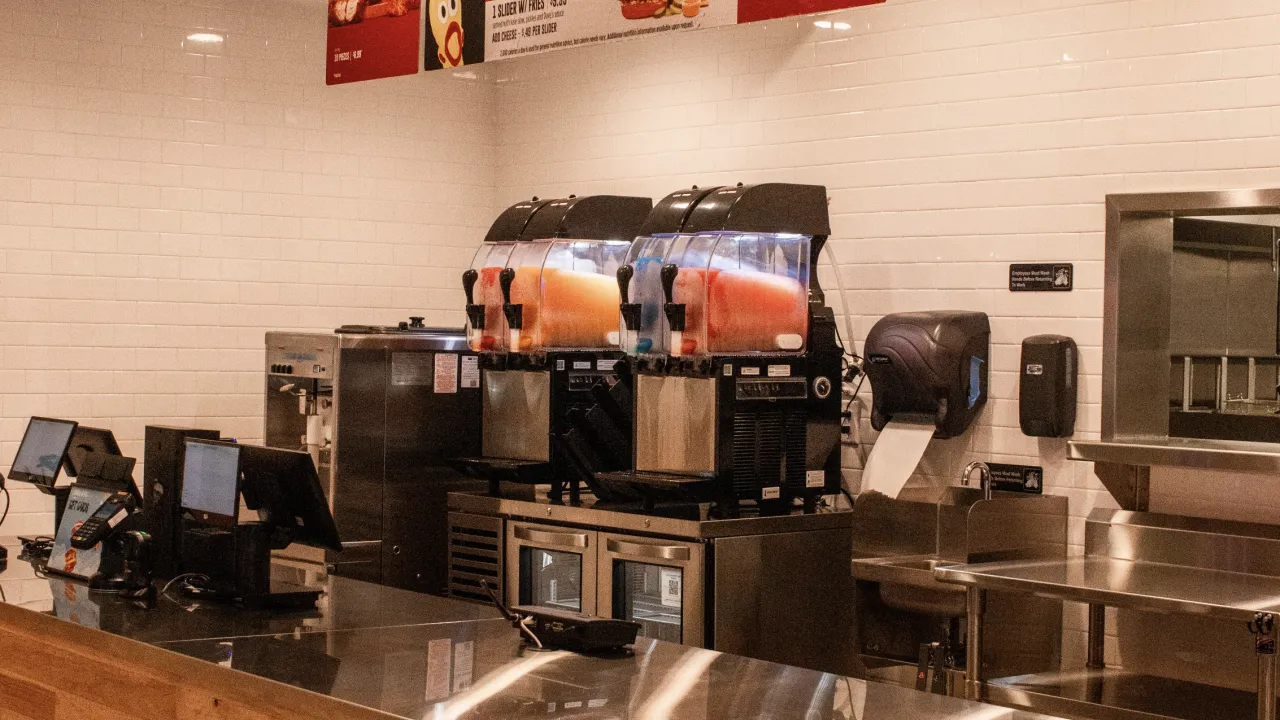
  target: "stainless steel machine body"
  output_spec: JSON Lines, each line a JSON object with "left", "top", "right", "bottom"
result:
{"left": 938, "top": 508, "right": 1280, "bottom": 720}
{"left": 849, "top": 487, "right": 1067, "bottom": 695}
{"left": 446, "top": 490, "right": 857, "bottom": 675}
{"left": 265, "top": 327, "right": 486, "bottom": 594}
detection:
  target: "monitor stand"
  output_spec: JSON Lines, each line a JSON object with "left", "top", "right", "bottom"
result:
{"left": 180, "top": 522, "right": 321, "bottom": 611}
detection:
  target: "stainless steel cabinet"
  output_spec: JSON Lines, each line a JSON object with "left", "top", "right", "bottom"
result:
{"left": 598, "top": 533, "right": 704, "bottom": 646}
{"left": 505, "top": 521, "right": 598, "bottom": 614}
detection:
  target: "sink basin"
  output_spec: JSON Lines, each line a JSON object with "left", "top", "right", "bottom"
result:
{"left": 851, "top": 555, "right": 968, "bottom": 617}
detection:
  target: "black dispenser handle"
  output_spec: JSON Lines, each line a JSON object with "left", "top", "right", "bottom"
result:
{"left": 463, "top": 269, "right": 485, "bottom": 330}
{"left": 499, "top": 267, "right": 522, "bottom": 330}
{"left": 661, "top": 263, "right": 685, "bottom": 333}
{"left": 617, "top": 264, "right": 641, "bottom": 333}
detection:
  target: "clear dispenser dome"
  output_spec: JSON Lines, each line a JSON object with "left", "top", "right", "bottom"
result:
{"left": 621, "top": 234, "right": 682, "bottom": 356}
{"left": 467, "top": 242, "right": 516, "bottom": 352}
{"left": 631, "top": 232, "right": 811, "bottom": 357}
{"left": 539, "top": 239, "right": 631, "bottom": 351}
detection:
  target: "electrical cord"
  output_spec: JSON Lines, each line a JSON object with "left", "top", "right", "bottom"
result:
{"left": 519, "top": 615, "right": 544, "bottom": 649}
{"left": 160, "top": 573, "right": 212, "bottom": 607}
{"left": 0, "top": 487, "right": 9, "bottom": 530}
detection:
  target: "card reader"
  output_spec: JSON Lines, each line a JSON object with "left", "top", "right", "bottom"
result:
{"left": 481, "top": 580, "right": 640, "bottom": 653}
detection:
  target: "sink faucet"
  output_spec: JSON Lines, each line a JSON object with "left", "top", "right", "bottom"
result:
{"left": 962, "top": 461, "right": 993, "bottom": 501}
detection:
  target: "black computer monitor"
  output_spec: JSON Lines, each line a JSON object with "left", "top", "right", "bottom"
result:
{"left": 180, "top": 439, "right": 242, "bottom": 528}
{"left": 238, "top": 445, "right": 342, "bottom": 553}
{"left": 8, "top": 417, "right": 78, "bottom": 491}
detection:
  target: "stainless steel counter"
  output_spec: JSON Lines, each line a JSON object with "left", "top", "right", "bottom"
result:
{"left": 0, "top": 537, "right": 1075, "bottom": 720}
{"left": 936, "top": 557, "right": 1280, "bottom": 622}
{"left": 0, "top": 538, "right": 503, "bottom": 644}
{"left": 448, "top": 490, "right": 854, "bottom": 540}
{"left": 157, "top": 619, "right": 1072, "bottom": 720}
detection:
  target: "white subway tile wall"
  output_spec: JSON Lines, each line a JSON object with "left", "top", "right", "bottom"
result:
{"left": 0, "top": 0, "right": 496, "bottom": 535}
{"left": 3, "top": 0, "right": 1280, "bottom": 679}
{"left": 489, "top": 0, "right": 1280, "bottom": 670}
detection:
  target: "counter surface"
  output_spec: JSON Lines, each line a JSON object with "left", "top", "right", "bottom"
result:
{"left": 157, "top": 620, "right": 1068, "bottom": 720}
{"left": 936, "top": 556, "right": 1280, "bottom": 621}
{"left": 0, "top": 539, "right": 502, "bottom": 644}
{"left": 0, "top": 538, "right": 1070, "bottom": 720}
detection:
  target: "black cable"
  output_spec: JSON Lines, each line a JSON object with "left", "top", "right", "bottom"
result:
{"left": 0, "top": 487, "right": 9, "bottom": 530}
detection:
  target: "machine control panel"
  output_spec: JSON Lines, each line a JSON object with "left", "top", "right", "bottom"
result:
{"left": 735, "top": 377, "right": 808, "bottom": 401}
{"left": 267, "top": 345, "right": 335, "bottom": 380}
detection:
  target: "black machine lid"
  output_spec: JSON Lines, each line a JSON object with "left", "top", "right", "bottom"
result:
{"left": 638, "top": 186, "right": 723, "bottom": 236}
{"left": 484, "top": 197, "right": 558, "bottom": 243}
{"left": 681, "top": 183, "right": 831, "bottom": 236}
{"left": 518, "top": 195, "right": 653, "bottom": 241}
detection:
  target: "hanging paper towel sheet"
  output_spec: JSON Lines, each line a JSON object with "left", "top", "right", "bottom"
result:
{"left": 860, "top": 419, "right": 935, "bottom": 498}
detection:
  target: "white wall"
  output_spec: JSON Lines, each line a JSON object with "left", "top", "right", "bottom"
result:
{"left": 6, "top": 0, "right": 1280, "bottom": 680}
{"left": 489, "top": 0, "right": 1280, "bottom": 669}
{"left": 0, "top": 0, "right": 496, "bottom": 535}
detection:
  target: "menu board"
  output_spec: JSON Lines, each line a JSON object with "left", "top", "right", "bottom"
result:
{"left": 423, "top": 0, "right": 884, "bottom": 72}
{"left": 327, "top": 0, "right": 423, "bottom": 84}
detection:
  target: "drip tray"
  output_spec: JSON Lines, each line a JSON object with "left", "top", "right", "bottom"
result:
{"left": 594, "top": 470, "right": 718, "bottom": 503}
{"left": 451, "top": 457, "right": 550, "bottom": 484}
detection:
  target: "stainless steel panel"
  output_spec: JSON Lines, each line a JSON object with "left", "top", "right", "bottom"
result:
{"left": 505, "top": 521, "right": 598, "bottom": 614}
{"left": 482, "top": 370, "right": 550, "bottom": 461}
{"left": 447, "top": 512, "right": 503, "bottom": 604}
{"left": 1071, "top": 437, "right": 1280, "bottom": 474}
{"left": 512, "top": 526, "right": 589, "bottom": 548}
{"left": 937, "top": 556, "right": 1280, "bottom": 622}
{"left": 448, "top": 489, "right": 855, "bottom": 540}
{"left": 635, "top": 374, "right": 717, "bottom": 474}
{"left": 606, "top": 537, "right": 692, "bottom": 561}
{"left": 1084, "top": 508, "right": 1280, "bottom": 576}
{"left": 713, "top": 527, "right": 857, "bottom": 675}
{"left": 987, "top": 668, "right": 1270, "bottom": 720}
{"left": 598, "top": 532, "right": 704, "bottom": 647}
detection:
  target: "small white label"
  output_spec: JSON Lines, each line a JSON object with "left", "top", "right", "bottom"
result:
{"left": 425, "top": 638, "right": 452, "bottom": 701}
{"left": 565, "top": 701, "right": 583, "bottom": 709}
{"left": 762, "top": 487, "right": 781, "bottom": 500}
{"left": 660, "top": 568, "right": 682, "bottom": 608}
{"left": 596, "top": 359, "right": 617, "bottom": 372}
{"left": 107, "top": 507, "right": 127, "bottom": 528}
{"left": 723, "top": 364, "right": 733, "bottom": 376}
{"left": 806, "top": 470, "right": 826, "bottom": 489}
{"left": 556, "top": 359, "right": 566, "bottom": 370}
{"left": 434, "top": 353, "right": 458, "bottom": 393}
{"left": 1026, "top": 363, "right": 1044, "bottom": 376}
{"left": 460, "top": 355, "right": 480, "bottom": 389}
{"left": 549, "top": 578, "right": 558, "bottom": 603}
{"left": 588, "top": 699, "right": 608, "bottom": 708}
{"left": 453, "top": 641, "right": 474, "bottom": 692}
{"left": 573, "top": 361, "right": 591, "bottom": 370}
{"left": 768, "top": 364, "right": 791, "bottom": 377}
{"left": 741, "top": 367, "right": 761, "bottom": 377}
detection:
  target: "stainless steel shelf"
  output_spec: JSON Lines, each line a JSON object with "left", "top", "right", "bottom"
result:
{"left": 1069, "top": 437, "right": 1280, "bottom": 473}
{"left": 986, "top": 668, "right": 1265, "bottom": 720}
{"left": 936, "top": 556, "right": 1280, "bottom": 622}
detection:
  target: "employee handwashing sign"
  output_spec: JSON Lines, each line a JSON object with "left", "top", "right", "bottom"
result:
{"left": 423, "top": 0, "right": 884, "bottom": 71}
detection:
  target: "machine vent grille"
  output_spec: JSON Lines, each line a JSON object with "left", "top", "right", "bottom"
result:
{"left": 447, "top": 512, "right": 503, "bottom": 604}
{"left": 731, "top": 407, "right": 807, "bottom": 496}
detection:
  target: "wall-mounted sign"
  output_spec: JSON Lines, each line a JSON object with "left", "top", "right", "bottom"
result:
{"left": 986, "top": 463, "right": 1044, "bottom": 495}
{"left": 424, "top": 0, "right": 884, "bottom": 72}
{"left": 1009, "top": 263, "right": 1073, "bottom": 292}
{"left": 328, "top": 0, "right": 423, "bottom": 84}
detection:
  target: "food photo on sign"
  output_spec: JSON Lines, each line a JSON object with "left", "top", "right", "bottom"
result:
{"left": 327, "top": 0, "right": 423, "bottom": 84}
{"left": 620, "top": 0, "right": 708, "bottom": 19}
{"left": 424, "top": 0, "right": 486, "bottom": 70}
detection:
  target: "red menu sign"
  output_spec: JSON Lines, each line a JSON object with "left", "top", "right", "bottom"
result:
{"left": 327, "top": 0, "right": 423, "bottom": 85}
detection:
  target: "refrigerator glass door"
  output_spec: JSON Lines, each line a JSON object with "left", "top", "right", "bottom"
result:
{"left": 505, "top": 522, "right": 598, "bottom": 615}
{"left": 599, "top": 533, "right": 704, "bottom": 647}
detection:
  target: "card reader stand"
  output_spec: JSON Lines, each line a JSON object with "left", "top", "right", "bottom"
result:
{"left": 181, "top": 523, "right": 321, "bottom": 610}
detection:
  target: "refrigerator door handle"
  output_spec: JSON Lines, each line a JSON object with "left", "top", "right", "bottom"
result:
{"left": 513, "top": 526, "right": 590, "bottom": 549}
{"left": 606, "top": 538, "right": 691, "bottom": 562}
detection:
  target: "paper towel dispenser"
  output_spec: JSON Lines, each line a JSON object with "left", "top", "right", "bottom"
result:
{"left": 864, "top": 311, "right": 990, "bottom": 439}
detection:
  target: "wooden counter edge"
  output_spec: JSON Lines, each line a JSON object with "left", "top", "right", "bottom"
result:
{"left": 0, "top": 600, "right": 400, "bottom": 720}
